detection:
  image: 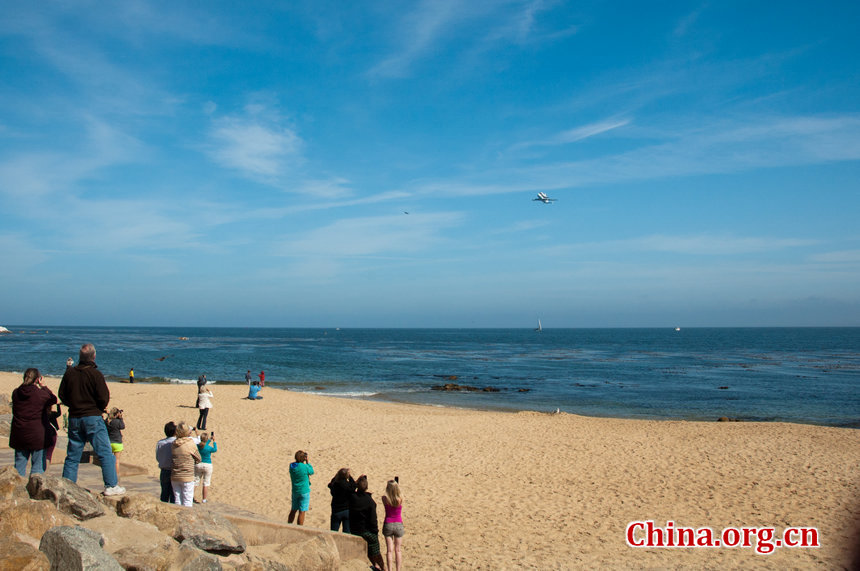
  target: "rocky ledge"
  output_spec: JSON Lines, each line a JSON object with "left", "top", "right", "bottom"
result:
{"left": 0, "top": 466, "right": 368, "bottom": 570}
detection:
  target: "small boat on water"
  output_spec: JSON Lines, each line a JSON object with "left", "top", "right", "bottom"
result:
{"left": 0, "top": 326, "right": 11, "bottom": 334}
{"left": 675, "top": 327, "right": 681, "bottom": 332}
{"left": 535, "top": 319, "right": 542, "bottom": 332}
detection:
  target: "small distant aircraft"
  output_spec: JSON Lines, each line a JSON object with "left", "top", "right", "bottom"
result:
{"left": 533, "top": 192, "right": 557, "bottom": 204}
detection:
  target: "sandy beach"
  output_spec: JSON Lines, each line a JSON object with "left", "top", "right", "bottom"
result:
{"left": 2, "top": 371, "right": 858, "bottom": 569}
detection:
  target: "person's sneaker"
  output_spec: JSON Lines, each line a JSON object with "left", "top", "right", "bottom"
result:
{"left": 103, "top": 485, "right": 126, "bottom": 496}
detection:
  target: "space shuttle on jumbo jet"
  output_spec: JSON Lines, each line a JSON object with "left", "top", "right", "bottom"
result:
{"left": 533, "top": 192, "right": 557, "bottom": 204}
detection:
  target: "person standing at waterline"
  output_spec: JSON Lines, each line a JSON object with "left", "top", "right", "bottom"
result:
{"left": 58, "top": 343, "right": 125, "bottom": 496}
{"left": 10, "top": 368, "right": 57, "bottom": 476}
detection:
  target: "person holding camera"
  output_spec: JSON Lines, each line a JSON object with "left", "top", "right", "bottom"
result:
{"left": 105, "top": 407, "right": 125, "bottom": 477}
{"left": 289, "top": 450, "right": 314, "bottom": 525}
{"left": 195, "top": 431, "right": 217, "bottom": 503}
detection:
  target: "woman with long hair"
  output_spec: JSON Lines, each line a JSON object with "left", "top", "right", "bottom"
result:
{"left": 195, "top": 431, "right": 217, "bottom": 503}
{"left": 10, "top": 368, "right": 57, "bottom": 476}
{"left": 328, "top": 467, "right": 356, "bottom": 532}
{"left": 382, "top": 479, "right": 405, "bottom": 571}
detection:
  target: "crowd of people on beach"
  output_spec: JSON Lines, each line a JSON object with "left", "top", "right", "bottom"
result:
{"left": 8, "top": 342, "right": 405, "bottom": 570}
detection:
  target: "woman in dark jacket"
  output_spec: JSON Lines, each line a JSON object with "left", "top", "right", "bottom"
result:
{"left": 328, "top": 467, "right": 356, "bottom": 532}
{"left": 349, "top": 475, "right": 385, "bottom": 571}
{"left": 10, "top": 368, "right": 58, "bottom": 476}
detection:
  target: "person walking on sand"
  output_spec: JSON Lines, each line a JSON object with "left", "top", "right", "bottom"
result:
{"left": 289, "top": 450, "right": 314, "bottom": 525}
{"left": 258, "top": 370, "right": 265, "bottom": 387}
{"left": 105, "top": 407, "right": 125, "bottom": 478}
{"left": 329, "top": 468, "right": 356, "bottom": 533}
{"left": 156, "top": 421, "right": 177, "bottom": 503}
{"left": 171, "top": 422, "right": 201, "bottom": 507}
{"left": 128, "top": 368, "right": 134, "bottom": 383}
{"left": 10, "top": 368, "right": 57, "bottom": 476}
{"left": 245, "top": 370, "right": 252, "bottom": 385}
{"left": 58, "top": 343, "right": 125, "bottom": 496}
{"left": 350, "top": 475, "right": 385, "bottom": 570}
{"left": 195, "top": 432, "right": 217, "bottom": 503}
{"left": 196, "top": 385, "right": 213, "bottom": 430}
{"left": 382, "top": 479, "right": 405, "bottom": 571}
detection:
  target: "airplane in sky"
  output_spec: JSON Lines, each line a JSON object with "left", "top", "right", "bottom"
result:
{"left": 533, "top": 192, "right": 557, "bottom": 204}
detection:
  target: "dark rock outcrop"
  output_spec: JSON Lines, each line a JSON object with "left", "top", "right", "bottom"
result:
{"left": 27, "top": 473, "right": 106, "bottom": 520}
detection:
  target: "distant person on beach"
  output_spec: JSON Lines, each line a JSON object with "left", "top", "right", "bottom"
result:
{"left": 258, "top": 371, "right": 265, "bottom": 387}
{"left": 10, "top": 368, "right": 57, "bottom": 477}
{"left": 171, "top": 421, "right": 201, "bottom": 507}
{"left": 248, "top": 380, "right": 263, "bottom": 400}
{"left": 105, "top": 407, "right": 125, "bottom": 477}
{"left": 382, "top": 479, "right": 405, "bottom": 571}
{"left": 156, "top": 421, "right": 177, "bottom": 503}
{"left": 195, "top": 431, "right": 217, "bottom": 503}
{"left": 58, "top": 343, "right": 125, "bottom": 496}
{"left": 196, "top": 385, "right": 213, "bottom": 430}
{"left": 128, "top": 368, "right": 134, "bottom": 383}
{"left": 66, "top": 357, "right": 74, "bottom": 368}
{"left": 245, "top": 370, "right": 252, "bottom": 385}
{"left": 289, "top": 450, "right": 314, "bottom": 525}
{"left": 350, "top": 474, "right": 385, "bottom": 570}
{"left": 328, "top": 468, "right": 356, "bottom": 533}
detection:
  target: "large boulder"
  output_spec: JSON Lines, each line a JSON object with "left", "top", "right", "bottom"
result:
{"left": 0, "top": 465, "right": 30, "bottom": 500}
{"left": 116, "top": 493, "right": 184, "bottom": 534}
{"left": 80, "top": 512, "right": 181, "bottom": 568}
{"left": 0, "top": 498, "right": 78, "bottom": 540}
{"left": 0, "top": 534, "right": 51, "bottom": 571}
{"left": 38, "top": 525, "right": 122, "bottom": 570}
{"left": 26, "top": 473, "right": 106, "bottom": 520}
{"left": 175, "top": 508, "right": 247, "bottom": 555}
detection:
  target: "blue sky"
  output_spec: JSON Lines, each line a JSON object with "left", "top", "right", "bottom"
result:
{"left": 1, "top": 1, "right": 859, "bottom": 327}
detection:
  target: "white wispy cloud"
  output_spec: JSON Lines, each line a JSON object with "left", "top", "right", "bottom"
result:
{"left": 511, "top": 118, "right": 630, "bottom": 152}
{"left": 207, "top": 109, "right": 304, "bottom": 182}
{"left": 0, "top": 117, "right": 145, "bottom": 199}
{"left": 809, "top": 250, "right": 860, "bottom": 263}
{"left": 414, "top": 113, "right": 860, "bottom": 197}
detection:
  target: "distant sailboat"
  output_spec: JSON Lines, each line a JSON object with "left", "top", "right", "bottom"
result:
{"left": 535, "top": 319, "right": 542, "bottom": 332}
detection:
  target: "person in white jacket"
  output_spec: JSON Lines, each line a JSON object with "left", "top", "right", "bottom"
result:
{"left": 196, "top": 385, "right": 213, "bottom": 430}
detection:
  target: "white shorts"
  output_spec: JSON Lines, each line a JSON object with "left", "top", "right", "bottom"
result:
{"left": 195, "top": 462, "right": 213, "bottom": 486}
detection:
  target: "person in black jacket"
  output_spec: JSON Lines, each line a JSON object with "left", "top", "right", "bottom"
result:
{"left": 349, "top": 475, "right": 385, "bottom": 570}
{"left": 58, "top": 343, "right": 125, "bottom": 496}
{"left": 328, "top": 468, "right": 356, "bottom": 532}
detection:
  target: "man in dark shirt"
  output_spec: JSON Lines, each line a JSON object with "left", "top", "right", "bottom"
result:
{"left": 58, "top": 343, "right": 125, "bottom": 496}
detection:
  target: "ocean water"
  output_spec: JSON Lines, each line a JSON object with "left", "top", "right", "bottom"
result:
{"left": 0, "top": 326, "right": 857, "bottom": 428}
